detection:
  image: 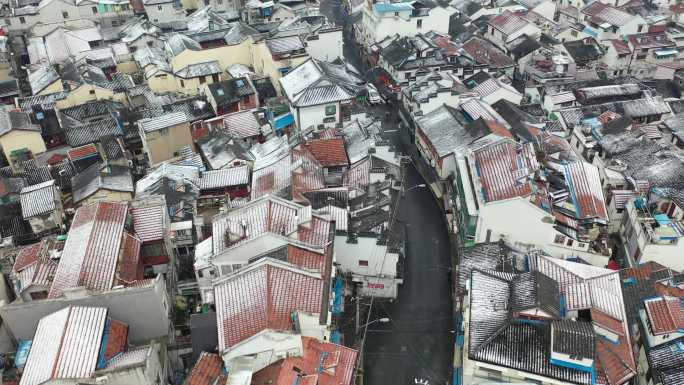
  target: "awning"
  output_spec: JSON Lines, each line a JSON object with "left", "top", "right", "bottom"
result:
{"left": 273, "top": 112, "right": 294, "bottom": 131}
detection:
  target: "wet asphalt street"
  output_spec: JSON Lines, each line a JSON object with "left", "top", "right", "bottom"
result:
{"left": 317, "top": 1, "right": 455, "bottom": 384}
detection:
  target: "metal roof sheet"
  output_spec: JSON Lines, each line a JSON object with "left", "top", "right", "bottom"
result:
{"left": 473, "top": 140, "right": 538, "bottom": 202}
{"left": 20, "top": 306, "right": 107, "bottom": 385}
{"left": 199, "top": 166, "right": 250, "bottom": 190}
{"left": 131, "top": 203, "right": 165, "bottom": 243}
{"left": 138, "top": 112, "right": 189, "bottom": 133}
{"left": 223, "top": 110, "right": 261, "bottom": 138}
{"left": 20, "top": 180, "right": 57, "bottom": 219}
{"left": 48, "top": 202, "right": 128, "bottom": 298}
{"left": 214, "top": 259, "right": 324, "bottom": 350}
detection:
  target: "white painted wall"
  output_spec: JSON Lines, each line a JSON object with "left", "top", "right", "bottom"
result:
{"left": 144, "top": 1, "right": 184, "bottom": 23}
{"left": 334, "top": 235, "right": 398, "bottom": 277}
{"left": 294, "top": 101, "right": 342, "bottom": 131}
{"left": 306, "top": 28, "right": 344, "bottom": 62}
{"left": 223, "top": 330, "right": 304, "bottom": 372}
{"left": 360, "top": 6, "right": 453, "bottom": 47}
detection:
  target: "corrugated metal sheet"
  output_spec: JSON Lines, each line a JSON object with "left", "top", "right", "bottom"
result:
{"left": 211, "top": 196, "right": 301, "bottom": 255}
{"left": 53, "top": 307, "right": 107, "bottom": 379}
{"left": 473, "top": 140, "right": 538, "bottom": 202}
{"left": 563, "top": 162, "right": 608, "bottom": 222}
{"left": 223, "top": 110, "right": 260, "bottom": 138}
{"left": 105, "top": 346, "right": 150, "bottom": 368}
{"left": 214, "top": 260, "right": 323, "bottom": 350}
{"left": 199, "top": 166, "right": 250, "bottom": 190}
{"left": 138, "top": 112, "right": 189, "bottom": 133}
{"left": 20, "top": 180, "right": 56, "bottom": 219}
{"left": 48, "top": 202, "right": 128, "bottom": 298}
{"left": 131, "top": 204, "right": 165, "bottom": 243}
{"left": 19, "top": 306, "right": 107, "bottom": 385}
{"left": 549, "top": 92, "right": 576, "bottom": 105}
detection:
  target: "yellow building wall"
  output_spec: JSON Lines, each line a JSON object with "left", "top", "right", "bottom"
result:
{"left": 181, "top": 0, "right": 199, "bottom": 10}
{"left": 0, "top": 130, "right": 47, "bottom": 161}
{"left": 171, "top": 40, "right": 253, "bottom": 73}
{"left": 116, "top": 61, "right": 139, "bottom": 74}
{"left": 148, "top": 73, "right": 178, "bottom": 94}
{"left": 55, "top": 85, "right": 128, "bottom": 109}
{"left": 78, "top": 189, "right": 133, "bottom": 207}
{"left": 38, "top": 80, "right": 64, "bottom": 96}
{"left": 144, "top": 123, "right": 194, "bottom": 165}
{"left": 175, "top": 73, "right": 221, "bottom": 96}
{"left": 252, "top": 42, "right": 308, "bottom": 96}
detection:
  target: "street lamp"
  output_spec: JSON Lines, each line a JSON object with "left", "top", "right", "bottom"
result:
{"left": 402, "top": 183, "right": 426, "bottom": 196}
{"left": 358, "top": 317, "right": 390, "bottom": 330}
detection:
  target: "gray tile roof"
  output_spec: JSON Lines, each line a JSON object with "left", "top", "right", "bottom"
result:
{"left": 265, "top": 35, "right": 305, "bottom": 54}
{"left": 138, "top": 112, "right": 189, "bottom": 133}
{"left": 174, "top": 60, "right": 221, "bottom": 79}
{"left": 20, "top": 179, "right": 57, "bottom": 219}
{"left": 415, "top": 105, "right": 486, "bottom": 158}
{"left": 28, "top": 66, "right": 59, "bottom": 95}
{"left": 197, "top": 130, "right": 253, "bottom": 170}
{"left": 71, "top": 163, "right": 134, "bottom": 204}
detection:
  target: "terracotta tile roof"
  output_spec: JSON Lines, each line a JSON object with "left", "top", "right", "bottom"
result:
{"left": 214, "top": 259, "right": 324, "bottom": 350}
{"left": 622, "top": 261, "right": 669, "bottom": 281}
{"left": 563, "top": 162, "right": 608, "bottom": 222}
{"left": 462, "top": 36, "right": 515, "bottom": 69}
{"left": 131, "top": 204, "right": 165, "bottom": 242}
{"left": 67, "top": 144, "right": 99, "bottom": 161}
{"left": 48, "top": 202, "right": 129, "bottom": 298}
{"left": 591, "top": 309, "right": 624, "bottom": 336}
{"left": 611, "top": 40, "right": 631, "bottom": 55}
{"left": 117, "top": 233, "right": 142, "bottom": 284}
{"left": 299, "top": 215, "right": 332, "bottom": 247}
{"left": 488, "top": 10, "right": 529, "bottom": 35}
{"left": 183, "top": 352, "right": 224, "bottom": 385}
{"left": 13, "top": 241, "right": 42, "bottom": 272}
{"left": 483, "top": 120, "right": 513, "bottom": 139}
{"left": 596, "top": 336, "right": 636, "bottom": 385}
{"left": 644, "top": 296, "right": 684, "bottom": 335}
{"left": 252, "top": 337, "right": 357, "bottom": 385}
{"left": 473, "top": 140, "right": 538, "bottom": 202}
{"left": 287, "top": 245, "right": 326, "bottom": 271}
{"left": 103, "top": 319, "right": 129, "bottom": 362}
{"left": 305, "top": 139, "right": 349, "bottom": 167}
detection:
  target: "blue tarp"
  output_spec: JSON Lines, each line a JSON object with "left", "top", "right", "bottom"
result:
{"left": 330, "top": 330, "right": 341, "bottom": 344}
{"left": 655, "top": 213, "right": 671, "bottom": 226}
{"left": 274, "top": 113, "right": 294, "bottom": 131}
{"left": 332, "top": 276, "right": 343, "bottom": 315}
{"left": 15, "top": 339, "right": 32, "bottom": 369}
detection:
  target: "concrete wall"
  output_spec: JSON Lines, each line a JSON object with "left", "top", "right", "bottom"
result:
{"left": 78, "top": 189, "right": 133, "bottom": 207}
{"left": 0, "top": 275, "right": 171, "bottom": 344}
{"left": 176, "top": 73, "right": 221, "bottom": 96}
{"left": 334, "top": 235, "right": 398, "bottom": 277}
{"left": 294, "top": 102, "right": 342, "bottom": 131}
{"left": 253, "top": 41, "right": 309, "bottom": 95}
{"left": 0, "top": 130, "right": 46, "bottom": 162}
{"left": 142, "top": 122, "right": 193, "bottom": 165}
{"left": 144, "top": 2, "right": 184, "bottom": 23}
{"left": 171, "top": 41, "right": 252, "bottom": 74}
{"left": 98, "top": 342, "right": 167, "bottom": 385}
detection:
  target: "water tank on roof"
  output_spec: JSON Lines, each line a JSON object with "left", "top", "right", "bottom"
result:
{"left": 553, "top": 54, "right": 570, "bottom": 74}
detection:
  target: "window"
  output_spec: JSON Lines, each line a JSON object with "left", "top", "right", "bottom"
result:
{"left": 566, "top": 238, "right": 574, "bottom": 247}
{"left": 232, "top": 264, "right": 242, "bottom": 271}
{"left": 571, "top": 29, "right": 578, "bottom": 37}
{"left": 180, "top": 79, "right": 185, "bottom": 87}
{"left": 4, "top": 18, "right": 10, "bottom": 25}
{"left": 157, "top": 4, "right": 163, "bottom": 10}
{"left": 199, "top": 76, "right": 206, "bottom": 84}
{"left": 89, "top": 89, "right": 95, "bottom": 95}
{"left": 325, "top": 105, "right": 336, "bottom": 116}
{"left": 19, "top": 16, "right": 25, "bottom": 24}
{"left": 220, "top": 265, "right": 232, "bottom": 275}
{"left": 197, "top": 270, "right": 204, "bottom": 278}
{"left": 394, "top": 11, "right": 399, "bottom": 16}
{"left": 358, "top": 260, "right": 369, "bottom": 266}
{"left": 405, "top": 72, "right": 411, "bottom": 79}
{"left": 638, "top": 25, "right": 643, "bottom": 32}
{"left": 92, "top": 6, "right": 97, "bottom": 13}
{"left": 62, "top": 11, "right": 69, "bottom": 18}
{"left": 416, "top": 19, "right": 422, "bottom": 28}
{"left": 212, "top": 73, "right": 219, "bottom": 82}
{"left": 637, "top": 54, "right": 647, "bottom": 60}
